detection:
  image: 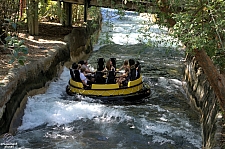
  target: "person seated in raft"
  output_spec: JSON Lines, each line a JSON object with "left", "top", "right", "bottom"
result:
{"left": 78, "top": 60, "right": 84, "bottom": 65}
{"left": 102, "top": 58, "right": 115, "bottom": 72}
{"left": 117, "top": 59, "right": 129, "bottom": 72}
{"left": 82, "top": 60, "right": 94, "bottom": 74}
{"left": 78, "top": 64, "right": 82, "bottom": 71}
{"left": 81, "top": 60, "right": 95, "bottom": 80}
{"left": 116, "top": 67, "right": 130, "bottom": 86}
{"left": 135, "top": 61, "right": 141, "bottom": 79}
{"left": 80, "top": 67, "right": 94, "bottom": 87}
{"left": 69, "top": 62, "right": 77, "bottom": 81}
{"left": 128, "top": 59, "right": 137, "bottom": 81}
{"left": 71, "top": 63, "right": 82, "bottom": 82}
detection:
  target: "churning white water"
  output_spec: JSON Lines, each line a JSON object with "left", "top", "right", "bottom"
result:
{"left": 1, "top": 8, "right": 202, "bottom": 149}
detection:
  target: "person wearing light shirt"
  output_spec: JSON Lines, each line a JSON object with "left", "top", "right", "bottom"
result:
{"left": 80, "top": 67, "right": 91, "bottom": 86}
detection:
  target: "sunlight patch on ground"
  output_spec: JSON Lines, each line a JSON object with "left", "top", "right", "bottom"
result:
{"left": 19, "top": 33, "right": 66, "bottom": 44}
{"left": 41, "top": 22, "right": 63, "bottom": 26}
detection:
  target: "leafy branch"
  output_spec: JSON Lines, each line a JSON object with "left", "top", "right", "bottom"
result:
{"left": 1, "top": 19, "right": 28, "bottom": 65}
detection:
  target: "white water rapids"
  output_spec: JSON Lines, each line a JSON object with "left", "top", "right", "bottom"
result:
{"left": 0, "top": 8, "right": 202, "bottom": 149}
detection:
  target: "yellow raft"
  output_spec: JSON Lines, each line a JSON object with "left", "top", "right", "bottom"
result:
{"left": 66, "top": 76, "right": 151, "bottom": 101}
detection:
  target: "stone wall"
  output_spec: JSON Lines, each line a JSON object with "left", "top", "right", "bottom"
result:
{"left": 0, "top": 47, "right": 70, "bottom": 135}
{"left": 65, "top": 18, "right": 102, "bottom": 62}
{"left": 183, "top": 54, "right": 222, "bottom": 148}
{"left": 0, "top": 16, "right": 102, "bottom": 135}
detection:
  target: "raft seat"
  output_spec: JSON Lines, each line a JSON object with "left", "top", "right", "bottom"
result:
{"left": 70, "top": 79, "right": 83, "bottom": 88}
{"left": 128, "top": 76, "right": 142, "bottom": 87}
{"left": 92, "top": 84, "right": 119, "bottom": 89}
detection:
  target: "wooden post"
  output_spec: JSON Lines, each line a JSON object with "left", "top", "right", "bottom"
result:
{"left": 84, "top": 0, "right": 87, "bottom": 22}
{"left": 64, "top": 2, "right": 72, "bottom": 27}
{"left": 34, "top": 0, "right": 39, "bottom": 35}
{"left": 20, "top": 0, "right": 24, "bottom": 18}
{"left": 27, "top": 0, "right": 39, "bottom": 35}
{"left": 57, "top": 0, "right": 64, "bottom": 25}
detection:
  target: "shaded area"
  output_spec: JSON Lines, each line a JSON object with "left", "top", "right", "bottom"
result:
{"left": 0, "top": 22, "right": 73, "bottom": 81}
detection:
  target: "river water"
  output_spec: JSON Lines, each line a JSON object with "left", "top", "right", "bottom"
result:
{"left": 1, "top": 8, "right": 202, "bottom": 149}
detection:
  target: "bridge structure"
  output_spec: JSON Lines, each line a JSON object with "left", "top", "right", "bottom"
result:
{"left": 59, "top": 0, "right": 157, "bottom": 26}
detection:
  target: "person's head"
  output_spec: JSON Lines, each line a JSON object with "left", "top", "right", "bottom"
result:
{"left": 106, "top": 59, "right": 112, "bottom": 70}
{"left": 72, "top": 63, "right": 78, "bottom": 69}
{"left": 129, "top": 59, "right": 135, "bottom": 67}
{"left": 108, "top": 59, "right": 112, "bottom": 65}
{"left": 80, "top": 66, "right": 86, "bottom": 73}
{"left": 72, "top": 62, "right": 77, "bottom": 69}
{"left": 78, "top": 64, "right": 82, "bottom": 69}
{"left": 135, "top": 61, "right": 140, "bottom": 68}
{"left": 84, "top": 60, "right": 88, "bottom": 65}
{"left": 123, "top": 60, "right": 128, "bottom": 66}
{"left": 78, "top": 60, "right": 84, "bottom": 65}
{"left": 110, "top": 58, "right": 116, "bottom": 66}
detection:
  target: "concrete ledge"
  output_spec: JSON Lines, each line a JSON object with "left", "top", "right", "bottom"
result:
{"left": 0, "top": 15, "right": 102, "bottom": 135}
{"left": 0, "top": 46, "right": 70, "bottom": 135}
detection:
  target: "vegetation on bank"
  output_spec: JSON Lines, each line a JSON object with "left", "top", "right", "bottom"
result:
{"left": 150, "top": 0, "right": 225, "bottom": 116}
{"left": 0, "top": 0, "right": 100, "bottom": 65}
{"left": 1, "top": 0, "right": 224, "bottom": 70}
{"left": 155, "top": 0, "right": 225, "bottom": 72}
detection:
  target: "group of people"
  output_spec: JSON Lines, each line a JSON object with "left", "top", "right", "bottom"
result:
{"left": 70, "top": 58, "right": 141, "bottom": 88}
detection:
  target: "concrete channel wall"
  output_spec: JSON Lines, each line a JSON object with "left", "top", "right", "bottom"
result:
{"left": 0, "top": 17, "right": 102, "bottom": 135}
{"left": 183, "top": 54, "right": 223, "bottom": 148}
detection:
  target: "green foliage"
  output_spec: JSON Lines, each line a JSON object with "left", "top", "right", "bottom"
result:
{"left": 3, "top": 19, "right": 28, "bottom": 65}
{"left": 0, "top": 0, "right": 28, "bottom": 66}
{"left": 39, "top": 1, "right": 62, "bottom": 22}
{"left": 149, "top": 0, "right": 225, "bottom": 70}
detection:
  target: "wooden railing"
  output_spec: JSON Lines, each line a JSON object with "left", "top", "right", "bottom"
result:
{"left": 60, "top": 0, "right": 156, "bottom": 13}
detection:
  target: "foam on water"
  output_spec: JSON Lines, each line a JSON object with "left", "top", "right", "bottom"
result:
{"left": 17, "top": 67, "right": 201, "bottom": 147}
{"left": 135, "top": 107, "right": 201, "bottom": 148}
{"left": 156, "top": 77, "right": 185, "bottom": 93}
{"left": 18, "top": 98, "right": 128, "bottom": 130}
{"left": 18, "top": 68, "right": 130, "bottom": 130}
{"left": 13, "top": 8, "right": 202, "bottom": 149}
{"left": 97, "top": 8, "right": 182, "bottom": 47}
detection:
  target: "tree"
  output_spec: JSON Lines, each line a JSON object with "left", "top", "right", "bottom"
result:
{"left": 0, "top": 0, "right": 20, "bottom": 44}
{"left": 154, "top": 0, "right": 225, "bottom": 71}
{"left": 151, "top": 0, "right": 225, "bottom": 115}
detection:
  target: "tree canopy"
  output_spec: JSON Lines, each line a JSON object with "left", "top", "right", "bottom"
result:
{"left": 0, "top": 0, "right": 224, "bottom": 71}
{"left": 154, "top": 0, "right": 225, "bottom": 71}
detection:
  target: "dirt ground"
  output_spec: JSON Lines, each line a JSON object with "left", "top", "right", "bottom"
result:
{"left": 0, "top": 22, "right": 73, "bottom": 81}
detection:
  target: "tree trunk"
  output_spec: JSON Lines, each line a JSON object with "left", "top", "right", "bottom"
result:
{"left": 20, "top": 0, "right": 26, "bottom": 19}
{"left": 27, "top": 0, "right": 39, "bottom": 35}
{"left": 194, "top": 49, "right": 225, "bottom": 116}
{"left": 0, "top": 24, "right": 6, "bottom": 44}
{"left": 57, "top": 0, "right": 64, "bottom": 25}
{"left": 74, "top": 4, "right": 78, "bottom": 21}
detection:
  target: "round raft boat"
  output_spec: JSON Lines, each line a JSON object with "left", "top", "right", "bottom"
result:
{"left": 66, "top": 75, "right": 151, "bottom": 101}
